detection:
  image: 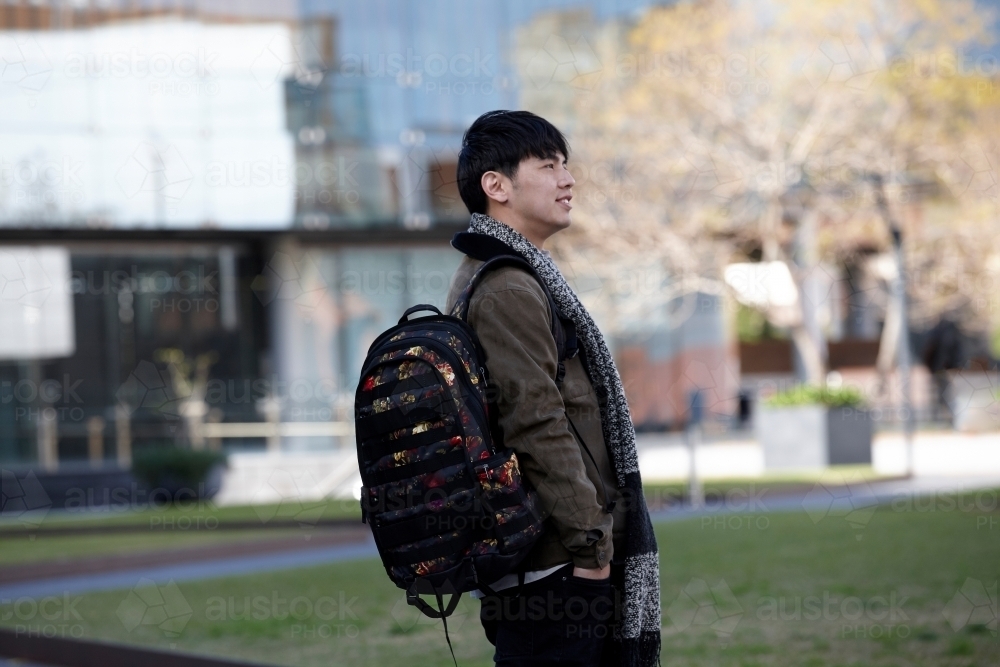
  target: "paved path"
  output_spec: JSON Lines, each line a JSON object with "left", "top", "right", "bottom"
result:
{"left": 0, "top": 540, "right": 378, "bottom": 600}
{"left": 637, "top": 430, "right": 1000, "bottom": 480}
{"left": 1, "top": 527, "right": 370, "bottom": 585}
{"left": 3, "top": 474, "right": 997, "bottom": 601}
{"left": 649, "top": 474, "right": 1000, "bottom": 523}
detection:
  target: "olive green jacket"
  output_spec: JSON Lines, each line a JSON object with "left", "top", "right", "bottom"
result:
{"left": 446, "top": 257, "right": 627, "bottom": 570}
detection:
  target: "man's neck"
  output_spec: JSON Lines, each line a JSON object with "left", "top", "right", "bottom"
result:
{"left": 484, "top": 209, "right": 547, "bottom": 249}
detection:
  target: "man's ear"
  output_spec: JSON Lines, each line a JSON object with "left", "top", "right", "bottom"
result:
{"left": 481, "top": 170, "right": 509, "bottom": 206}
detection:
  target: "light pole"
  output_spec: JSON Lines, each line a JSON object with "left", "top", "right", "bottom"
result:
{"left": 687, "top": 388, "right": 704, "bottom": 508}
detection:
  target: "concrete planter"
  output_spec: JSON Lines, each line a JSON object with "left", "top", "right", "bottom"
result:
{"left": 756, "top": 405, "right": 872, "bottom": 471}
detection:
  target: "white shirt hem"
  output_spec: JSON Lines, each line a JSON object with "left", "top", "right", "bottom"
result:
{"left": 469, "top": 563, "right": 570, "bottom": 599}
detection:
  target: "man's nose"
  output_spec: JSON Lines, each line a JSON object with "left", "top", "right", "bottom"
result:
{"left": 560, "top": 165, "right": 576, "bottom": 187}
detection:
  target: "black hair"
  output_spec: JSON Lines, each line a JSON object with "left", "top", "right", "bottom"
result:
{"left": 456, "top": 110, "right": 570, "bottom": 215}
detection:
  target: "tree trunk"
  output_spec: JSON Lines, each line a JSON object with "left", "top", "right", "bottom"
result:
{"left": 791, "top": 323, "right": 826, "bottom": 386}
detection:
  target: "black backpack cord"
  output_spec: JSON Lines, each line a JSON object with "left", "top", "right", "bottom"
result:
{"left": 437, "top": 591, "right": 458, "bottom": 667}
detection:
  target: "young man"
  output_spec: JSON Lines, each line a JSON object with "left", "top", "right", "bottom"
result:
{"left": 445, "top": 110, "right": 661, "bottom": 666}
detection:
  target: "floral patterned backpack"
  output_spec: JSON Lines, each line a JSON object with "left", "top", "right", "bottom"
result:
{"left": 355, "top": 256, "right": 572, "bottom": 649}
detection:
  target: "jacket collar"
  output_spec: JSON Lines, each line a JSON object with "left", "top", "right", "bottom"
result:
{"left": 451, "top": 231, "right": 525, "bottom": 262}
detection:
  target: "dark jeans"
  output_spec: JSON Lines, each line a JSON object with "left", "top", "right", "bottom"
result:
{"left": 479, "top": 563, "right": 620, "bottom": 666}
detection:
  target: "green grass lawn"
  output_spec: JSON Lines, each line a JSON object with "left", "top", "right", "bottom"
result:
{"left": 0, "top": 465, "right": 886, "bottom": 537}
{"left": 0, "top": 465, "right": 887, "bottom": 567}
{"left": 643, "top": 465, "right": 895, "bottom": 508}
{"left": 2, "top": 492, "right": 996, "bottom": 666}
{"left": 0, "top": 497, "right": 364, "bottom": 567}
{"left": 0, "top": 497, "right": 363, "bottom": 533}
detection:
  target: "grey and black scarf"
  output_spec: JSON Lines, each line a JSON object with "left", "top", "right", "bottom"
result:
{"left": 463, "top": 212, "right": 661, "bottom": 666}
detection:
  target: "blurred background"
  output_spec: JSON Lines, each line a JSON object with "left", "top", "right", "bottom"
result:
{"left": 1, "top": 1, "right": 998, "bottom": 666}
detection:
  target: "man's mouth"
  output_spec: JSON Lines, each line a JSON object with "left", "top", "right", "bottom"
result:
{"left": 557, "top": 195, "right": 573, "bottom": 210}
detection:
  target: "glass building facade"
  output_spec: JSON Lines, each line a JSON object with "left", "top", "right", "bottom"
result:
{"left": 1, "top": 0, "right": 728, "bottom": 466}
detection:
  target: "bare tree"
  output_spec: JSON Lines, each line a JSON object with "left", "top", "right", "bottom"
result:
{"left": 523, "top": 0, "right": 1000, "bottom": 384}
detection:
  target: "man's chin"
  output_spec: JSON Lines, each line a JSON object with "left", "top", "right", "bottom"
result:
{"left": 526, "top": 214, "right": 571, "bottom": 241}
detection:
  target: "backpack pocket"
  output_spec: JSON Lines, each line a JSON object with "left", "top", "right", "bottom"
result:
{"left": 474, "top": 449, "right": 544, "bottom": 555}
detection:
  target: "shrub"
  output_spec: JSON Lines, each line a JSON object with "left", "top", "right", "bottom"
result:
{"left": 132, "top": 447, "right": 227, "bottom": 499}
{"left": 763, "top": 384, "right": 865, "bottom": 408}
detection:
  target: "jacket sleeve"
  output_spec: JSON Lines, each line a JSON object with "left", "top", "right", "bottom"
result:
{"left": 468, "top": 271, "right": 613, "bottom": 569}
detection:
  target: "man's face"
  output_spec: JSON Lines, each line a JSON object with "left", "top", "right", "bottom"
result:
{"left": 507, "top": 153, "right": 576, "bottom": 234}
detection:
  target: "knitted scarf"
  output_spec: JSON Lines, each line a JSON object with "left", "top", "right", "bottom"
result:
{"left": 468, "top": 213, "right": 661, "bottom": 666}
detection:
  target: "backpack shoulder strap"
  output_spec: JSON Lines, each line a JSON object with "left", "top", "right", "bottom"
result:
{"left": 452, "top": 255, "right": 576, "bottom": 380}
{"left": 451, "top": 255, "right": 531, "bottom": 319}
